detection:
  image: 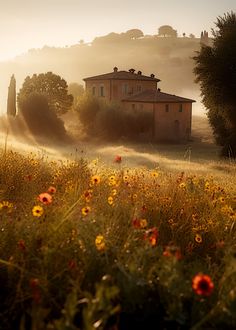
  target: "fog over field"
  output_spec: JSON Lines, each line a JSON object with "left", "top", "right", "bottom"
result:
{"left": 0, "top": 34, "right": 205, "bottom": 116}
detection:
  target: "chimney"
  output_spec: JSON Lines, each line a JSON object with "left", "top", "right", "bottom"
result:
{"left": 150, "top": 73, "right": 155, "bottom": 78}
{"left": 113, "top": 67, "right": 118, "bottom": 72}
{"left": 137, "top": 70, "right": 142, "bottom": 75}
{"left": 129, "top": 68, "right": 135, "bottom": 74}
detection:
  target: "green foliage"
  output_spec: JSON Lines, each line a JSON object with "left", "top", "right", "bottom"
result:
{"left": 82, "top": 276, "right": 120, "bottom": 330}
{"left": 18, "top": 72, "right": 73, "bottom": 115}
{"left": 18, "top": 93, "right": 68, "bottom": 141}
{"left": 193, "top": 12, "right": 236, "bottom": 157}
{"left": 76, "top": 94, "right": 153, "bottom": 141}
{"left": 7, "top": 74, "right": 16, "bottom": 116}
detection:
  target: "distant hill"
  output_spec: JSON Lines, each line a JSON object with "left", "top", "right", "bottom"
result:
{"left": 0, "top": 33, "right": 205, "bottom": 114}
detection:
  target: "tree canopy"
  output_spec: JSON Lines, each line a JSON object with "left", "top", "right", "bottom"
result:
{"left": 19, "top": 93, "right": 67, "bottom": 140}
{"left": 193, "top": 12, "right": 236, "bottom": 157}
{"left": 125, "top": 29, "right": 144, "bottom": 39}
{"left": 158, "top": 25, "right": 177, "bottom": 37}
{"left": 18, "top": 72, "right": 73, "bottom": 115}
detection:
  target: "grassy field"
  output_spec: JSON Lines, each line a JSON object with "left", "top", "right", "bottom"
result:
{"left": 0, "top": 115, "right": 235, "bottom": 329}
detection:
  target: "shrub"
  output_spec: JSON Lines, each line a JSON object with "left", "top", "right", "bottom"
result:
{"left": 76, "top": 95, "right": 153, "bottom": 141}
{"left": 18, "top": 93, "right": 68, "bottom": 142}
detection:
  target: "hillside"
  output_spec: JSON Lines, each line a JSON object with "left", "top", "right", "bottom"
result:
{"left": 0, "top": 34, "right": 204, "bottom": 114}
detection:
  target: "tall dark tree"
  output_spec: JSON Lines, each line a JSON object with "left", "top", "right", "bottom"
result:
{"left": 193, "top": 12, "right": 236, "bottom": 157}
{"left": 18, "top": 72, "right": 73, "bottom": 115}
{"left": 7, "top": 74, "right": 16, "bottom": 116}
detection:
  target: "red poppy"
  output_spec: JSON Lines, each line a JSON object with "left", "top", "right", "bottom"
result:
{"left": 68, "top": 259, "right": 77, "bottom": 270}
{"left": 163, "top": 246, "right": 182, "bottom": 260}
{"left": 192, "top": 273, "right": 214, "bottom": 296}
{"left": 48, "top": 186, "right": 56, "bottom": 194}
{"left": 18, "top": 239, "right": 26, "bottom": 252}
{"left": 114, "top": 155, "right": 122, "bottom": 163}
{"left": 132, "top": 218, "right": 141, "bottom": 228}
{"left": 38, "top": 192, "right": 52, "bottom": 205}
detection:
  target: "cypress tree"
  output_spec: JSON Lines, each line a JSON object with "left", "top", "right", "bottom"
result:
{"left": 7, "top": 74, "right": 16, "bottom": 116}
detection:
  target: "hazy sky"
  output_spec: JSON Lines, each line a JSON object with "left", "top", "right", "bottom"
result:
{"left": 0, "top": 0, "right": 235, "bottom": 60}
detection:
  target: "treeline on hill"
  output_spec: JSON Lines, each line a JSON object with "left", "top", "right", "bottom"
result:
{"left": 0, "top": 25, "right": 206, "bottom": 106}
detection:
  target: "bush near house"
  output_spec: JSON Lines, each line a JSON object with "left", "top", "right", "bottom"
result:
{"left": 76, "top": 94, "right": 152, "bottom": 141}
{"left": 0, "top": 149, "right": 236, "bottom": 329}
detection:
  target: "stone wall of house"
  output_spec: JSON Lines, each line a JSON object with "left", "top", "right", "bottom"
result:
{"left": 85, "top": 79, "right": 157, "bottom": 101}
{"left": 153, "top": 102, "right": 192, "bottom": 142}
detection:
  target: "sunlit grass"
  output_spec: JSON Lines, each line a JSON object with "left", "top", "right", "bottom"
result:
{"left": 0, "top": 146, "right": 235, "bottom": 329}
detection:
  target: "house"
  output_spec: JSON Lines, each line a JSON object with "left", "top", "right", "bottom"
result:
{"left": 83, "top": 67, "right": 195, "bottom": 142}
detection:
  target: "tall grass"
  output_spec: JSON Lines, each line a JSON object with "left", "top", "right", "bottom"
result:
{"left": 0, "top": 149, "right": 235, "bottom": 329}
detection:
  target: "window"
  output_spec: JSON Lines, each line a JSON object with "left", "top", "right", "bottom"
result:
{"left": 165, "top": 104, "right": 169, "bottom": 112}
{"left": 92, "top": 86, "right": 96, "bottom": 96}
{"left": 129, "top": 87, "right": 134, "bottom": 95}
{"left": 100, "top": 85, "right": 104, "bottom": 97}
{"left": 122, "top": 84, "right": 128, "bottom": 95}
{"left": 179, "top": 104, "right": 183, "bottom": 112}
{"left": 137, "top": 85, "right": 142, "bottom": 92}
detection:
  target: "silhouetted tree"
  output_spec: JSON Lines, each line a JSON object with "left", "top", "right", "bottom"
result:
{"left": 200, "top": 30, "right": 209, "bottom": 45}
{"left": 194, "top": 12, "right": 236, "bottom": 157}
{"left": 18, "top": 72, "right": 73, "bottom": 115}
{"left": 158, "top": 25, "right": 177, "bottom": 37}
{"left": 7, "top": 75, "right": 16, "bottom": 116}
{"left": 19, "top": 93, "right": 67, "bottom": 140}
{"left": 125, "top": 29, "right": 144, "bottom": 39}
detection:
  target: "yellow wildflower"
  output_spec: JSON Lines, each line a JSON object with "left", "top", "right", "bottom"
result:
{"left": 112, "top": 189, "right": 117, "bottom": 196}
{"left": 218, "top": 196, "right": 225, "bottom": 203}
{"left": 195, "top": 233, "right": 203, "bottom": 244}
{"left": 95, "top": 235, "right": 106, "bottom": 251}
{"left": 81, "top": 206, "right": 91, "bottom": 216}
{"left": 91, "top": 175, "right": 101, "bottom": 185}
{"left": 32, "top": 205, "right": 44, "bottom": 217}
{"left": 140, "top": 219, "right": 148, "bottom": 228}
{"left": 179, "top": 182, "right": 186, "bottom": 189}
{"left": 108, "top": 196, "right": 114, "bottom": 205}
{"left": 0, "top": 201, "right": 13, "bottom": 212}
{"left": 151, "top": 171, "right": 159, "bottom": 178}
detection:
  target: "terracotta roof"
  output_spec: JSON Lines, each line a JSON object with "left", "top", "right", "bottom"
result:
{"left": 122, "top": 89, "right": 195, "bottom": 103}
{"left": 83, "top": 70, "right": 160, "bottom": 82}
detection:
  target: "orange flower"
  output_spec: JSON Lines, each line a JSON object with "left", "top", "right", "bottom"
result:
{"left": 48, "top": 186, "right": 56, "bottom": 194}
{"left": 114, "top": 155, "right": 122, "bottom": 163}
{"left": 144, "top": 227, "right": 158, "bottom": 246}
{"left": 192, "top": 273, "right": 214, "bottom": 296}
{"left": 38, "top": 193, "right": 52, "bottom": 205}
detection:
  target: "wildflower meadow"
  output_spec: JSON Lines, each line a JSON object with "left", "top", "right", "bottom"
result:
{"left": 0, "top": 149, "right": 236, "bottom": 329}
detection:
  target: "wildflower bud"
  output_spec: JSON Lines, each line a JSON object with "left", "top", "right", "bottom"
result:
{"left": 18, "top": 239, "right": 26, "bottom": 252}
{"left": 114, "top": 155, "right": 122, "bottom": 163}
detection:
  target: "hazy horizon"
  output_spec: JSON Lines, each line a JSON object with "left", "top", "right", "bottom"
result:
{"left": 0, "top": 0, "right": 235, "bottom": 116}
{"left": 0, "top": 0, "right": 235, "bottom": 61}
